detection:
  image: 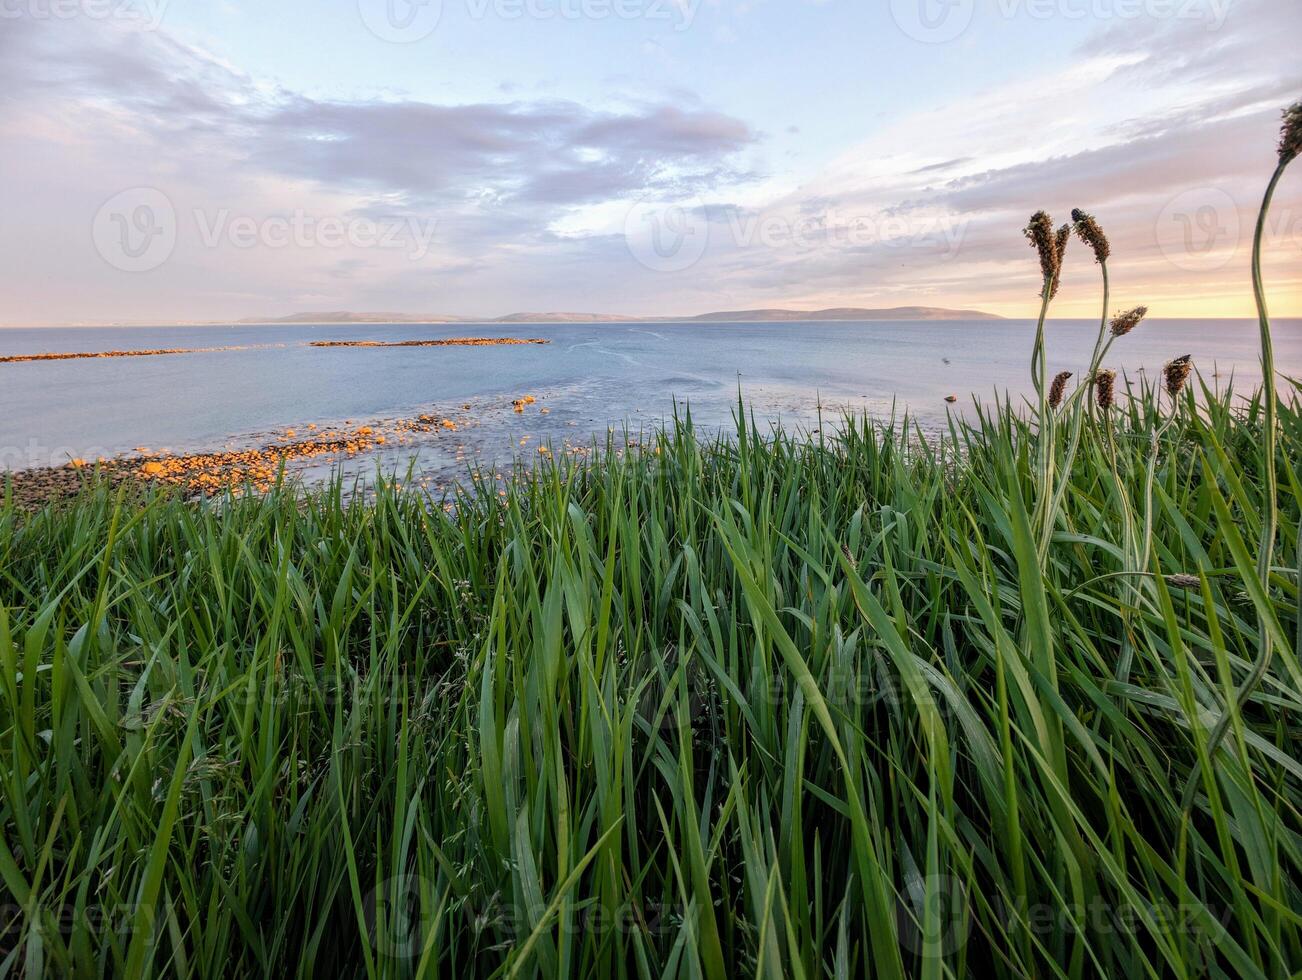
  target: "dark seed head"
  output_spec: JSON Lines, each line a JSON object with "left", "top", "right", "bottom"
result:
{"left": 1071, "top": 209, "right": 1111, "bottom": 265}
{"left": 1280, "top": 102, "right": 1302, "bottom": 165}
{"left": 1052, "top": 224, "right": 1070, "bottom": 299}
{"left": 1163, "top": 355, "right": 1193, "bottom": 398}
{"left": 1109, "top": 306, "right": 1148, "bottom": 338}
{"left": 1025, "top": 211, "right": 1063, "bottom": 299}
{"left": 1094, "top": 369, "right": 1117, "bottom": 411}
{"left": 1048, "top": 371, "right": 1072, "bottom": 409}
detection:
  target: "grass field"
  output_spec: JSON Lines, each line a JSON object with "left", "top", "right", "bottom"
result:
{"left": 2, "top": 378, "right": 1299, "bottom": 978}
{"left": 2, "top": 109, "right": 1301, "bottom": 979}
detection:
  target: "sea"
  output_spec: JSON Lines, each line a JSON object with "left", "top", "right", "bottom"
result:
{"left": 3, "top": 319, "right": 1299, "bottom": 489}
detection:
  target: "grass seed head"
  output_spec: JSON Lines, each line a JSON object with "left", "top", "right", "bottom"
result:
{"left": 1280, "top": 101, "right": 1302, "bottom": 165}
{"left": 1049, "top": 371, "right": 1073, "bottom": 409}
{"left": 1052, "top": 224, "right": 1071, "bottom": 298}
{"left": 1164, "top": 354, "right": 1193, "bottom": 398}
{"left": 1071, "top": 208, "right": 1111, "bottom": 264}
{"left": 1166, "top": 574, "right": 1201, "bottom": 590}
{"left": 1110, "top": 306, "right": 1148, "bottom": 338}
{"left": 1094, "top": 369, "right": 1117, "bottom": 411}
{"left": 1025, "top": 211, "right": 1062, "bottom": 298}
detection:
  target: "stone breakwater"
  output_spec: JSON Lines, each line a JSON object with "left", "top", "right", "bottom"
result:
{"left": 0, "top": 338, "right": 548, "bottom": 363}
{"left": 0, "top": 346, "right": 269, "bottom": 364}
{"left": 308, "top": 338, "right": 550, "bottom": 348}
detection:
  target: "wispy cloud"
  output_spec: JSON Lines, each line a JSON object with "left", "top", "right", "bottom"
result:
{"left": 602, "top": 0, "right": 1299, "bottom": 318}
{"left": 1, "top": 0, "right": 1298, "bottom": 323}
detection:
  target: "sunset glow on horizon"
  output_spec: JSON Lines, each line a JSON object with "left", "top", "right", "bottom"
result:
{"left": 2, "top": 0, "right": 1298, "bottom": 325}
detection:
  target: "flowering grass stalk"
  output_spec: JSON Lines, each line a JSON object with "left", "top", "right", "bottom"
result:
{"left": 1191, "top": 103, "right": 1301, "bottom": 791}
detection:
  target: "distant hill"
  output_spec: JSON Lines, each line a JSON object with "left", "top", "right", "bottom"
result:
{"left": 242, "top": 305, "right": 1001, "bottom": 325}
{"left": 682, "top": 307, "right": 1002, "bottom": 322}
{"left": 494, "top": 312, "right": 645, "bottom": 323}
{"left": 239, "top": 312, "right": 466, "bottom": 324}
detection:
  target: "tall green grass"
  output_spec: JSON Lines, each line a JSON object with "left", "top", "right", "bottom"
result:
{"left": 1, "top": 374, "right": 1298, "bottom": 978}
{"left": 3, "top": 100, "right": 1301, "bottom": 980}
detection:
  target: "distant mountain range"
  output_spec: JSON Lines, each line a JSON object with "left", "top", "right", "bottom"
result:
{"left": 240, "top": 306, "right": 1003, "bottom": 325}
{"left": 681, "top": 306, "right": 1002, "bottom": 322}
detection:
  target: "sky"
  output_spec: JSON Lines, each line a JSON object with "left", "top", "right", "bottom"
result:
{"left": 1, "top": 0, "right": 1298, "bottom": 324}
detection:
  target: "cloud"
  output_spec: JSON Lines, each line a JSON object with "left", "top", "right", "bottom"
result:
{"left": 602, "top": 0, "right": 1300, "bottom": 318}
{"left": 8, "top": 17, "right": 756, "bottom": 207}
{"left": 251, "top": 98, "right": 755, "bottom": 207}
{"left": 2, "top": 0, "right": 1298, "bottom": 323}
{"left": 0, "top": 13, "right": 764, "bottom": 321}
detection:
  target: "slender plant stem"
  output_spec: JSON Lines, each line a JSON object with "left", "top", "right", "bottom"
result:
{"left": 1038, "top": 263, "right": 1110, "bottom": 560}
{"left": 1032, "top": 282, "right": 1055, "bottom": 543}
{"left": 1188, "top": 159, "right": 1289, "bottom": 799}
{"left": 1032, "top": 286, "right": 1052, "bottom": 404}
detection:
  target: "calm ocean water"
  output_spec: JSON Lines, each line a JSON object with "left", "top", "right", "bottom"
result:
{"left": 3, "top": 319, "right": 1300, "bottom": 486}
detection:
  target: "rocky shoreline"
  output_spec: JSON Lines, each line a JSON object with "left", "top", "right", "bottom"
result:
{"left": 3, "top": 412, "right": 474, "bottom": 509}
